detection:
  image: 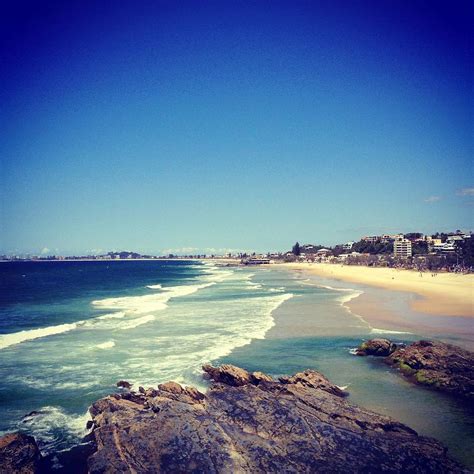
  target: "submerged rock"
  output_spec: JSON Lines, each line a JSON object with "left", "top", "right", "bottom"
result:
{"left": 0, "top": 432, "right": 41, "bottom": 473}
{"left": 356, "top": 338, "right": 398, "bottom": 356}
{"left": 116, "top": 380, "right": 132, "bottom": 389}
{"left": 386, "top": 340, "right": 474, "bottom": 398}
{"left": 86, "top": 365, "right": 465, "bottom": 473}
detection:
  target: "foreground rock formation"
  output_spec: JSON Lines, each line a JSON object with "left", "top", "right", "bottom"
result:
{"left": 357, "top": 339, "right": 474, "bottom": 399}
{"left": 0, "top": 432, "right": 41, "bottom": 473}
{"left": 85, "top": 364, "right": 464, "bottom": 473}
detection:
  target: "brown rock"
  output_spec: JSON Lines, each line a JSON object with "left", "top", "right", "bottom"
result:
{"left": 386, "top": 340, "right": 474, "bottom": 398}
{"left": 116, "top": 380, "right": 132, "bottom": 389}
{"left": 184, "top": 386, "right": 206, "bottom": 401}
{"left": 0, "top": 432, "right": 41, "bottom": 474}
{"left": 202, "top": 363, "right": 253, "bottom": 386}
{"left": 279, "top": 369, "right": 349, "bottom": 397}
{"left": 158, "top": 381, "right": 183, "bottom": 394}
{"left": 251, "top": 371, "right": 274, "bottom": 384}
{"left": 356, "top": 338, "right": 398, "bottom": 356}
{"left": 144, "top": 388, "right": 158, "bottom": 398}
{"left": 86, "top": 365, "right": 465, "bottom": 473}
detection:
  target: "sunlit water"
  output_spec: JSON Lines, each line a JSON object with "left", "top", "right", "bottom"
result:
{"left": 0, "top": 261, "right": 472, "bottom": 468}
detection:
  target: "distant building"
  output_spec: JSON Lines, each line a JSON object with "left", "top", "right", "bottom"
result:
{"left": 380, "top": 234, "right": 394, "bottom": 243}
{"left": 432, "top": 243, "right": 456, "bottom": 254}
{"left": 342, "top": 241, "right": 354, "bottom": 250}
{"left": 316, "top": 248, "right": 331, "bottom": 256}
{"left": 394, "top": 238, "right": 412, "bottom": 258}
{"left": 362, "top": 236, "right": 380, "bottom": 243}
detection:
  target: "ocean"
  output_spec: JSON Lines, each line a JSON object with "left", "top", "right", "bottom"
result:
{"left": 0, "top": 260, "right": 472, "bottom": 468}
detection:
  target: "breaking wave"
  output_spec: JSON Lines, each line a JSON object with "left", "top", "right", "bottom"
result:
{"left": 0, "top": 323, "right": 78, "bottom": 350}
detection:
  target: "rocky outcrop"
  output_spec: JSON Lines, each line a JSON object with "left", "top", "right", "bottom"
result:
{"left": 0, "top": 432, "right": 41, "bottom": 473}
{"left": 116, "top": 380, "right": 132, "bottom": 389}
{"left": 86, "top": 364, "right": 465, "bottom": 473}
{"left": 386, "top": 340, "right": 474, "bottom": 398}
{"left": 356, "top": 338, "right": 398, "bottom": 356}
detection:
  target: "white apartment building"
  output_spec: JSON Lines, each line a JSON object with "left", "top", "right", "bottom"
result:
{"left": 394, "top": 238, "right": 412, "bottom": 258}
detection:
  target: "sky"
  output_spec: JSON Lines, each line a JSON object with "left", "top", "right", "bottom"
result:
{"left": 1, "top": 0, "right": 472, "bottom": 255}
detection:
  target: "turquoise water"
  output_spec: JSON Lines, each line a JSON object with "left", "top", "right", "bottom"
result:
{"left": 0, "top": 261, "right": 472, "bottom": 468}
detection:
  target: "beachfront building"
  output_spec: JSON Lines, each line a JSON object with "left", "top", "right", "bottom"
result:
{"left": 394, "top": 238, "right": 412, "bottom": 258}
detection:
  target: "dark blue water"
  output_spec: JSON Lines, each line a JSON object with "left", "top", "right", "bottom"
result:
{"left": 0, "top": 260, "right": 201, "bottom": 333}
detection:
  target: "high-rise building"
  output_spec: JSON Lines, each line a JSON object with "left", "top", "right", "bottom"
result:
{"left": 394, "top": 238, "right": 412, "bottom": 258}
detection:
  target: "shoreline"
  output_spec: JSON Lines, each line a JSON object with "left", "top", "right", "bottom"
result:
{"left": 277, "top": 262, "right": 474, "bottom": 318}
{"left": 266, "top": 262, "right": 474, "bottom": 350}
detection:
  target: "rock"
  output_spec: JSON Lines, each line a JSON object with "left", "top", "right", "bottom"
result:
{"left": 144, "top": 388, "right": 158, "bottom": 398}
{"left": 279, "top": 369, "right": 349, "bottom": 397}
{"left": 138, "top": 386, "right": 145, "bottom": 394}
{"left": 86, "top": 365, "right": 465, "bottom": 473}
{"left": 251, "top": 371, "right": 274, "bottom": 384}
{"left": 202, "top": 363, "right": 253, "bottom": 386}
{"left": 22, "top": 411, "right": 42, "bottom": 420}
{"left": 184, "top": 386, "right": 206, "bottom": 401}
{"left": 386, "top": 340, "right": 474, "bottom": 398}
{"left": 158, "top": 381, "right": 183, "bottom": 394}
{"left": 120, "top": 391, "right": 146, "bottom": 405}
{"left": 116, "top": 380, "right": 132, "bottom": 389}
{"left": 0, "top": 432, "right": 42, "bottom": 473}
{"left": 356, "top": 338, "right": 398, "bottom": 356}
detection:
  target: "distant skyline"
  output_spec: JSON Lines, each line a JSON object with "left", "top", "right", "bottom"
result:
{"left": 1, "top": 0, "right": 472, "bottom": 255}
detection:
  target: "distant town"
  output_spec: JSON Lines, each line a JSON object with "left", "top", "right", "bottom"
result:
{"left": 278, "top": 230, "right": 473, "bottom": 273}
{"left": 1, "top": 229, "right": 473, "bottom": 272}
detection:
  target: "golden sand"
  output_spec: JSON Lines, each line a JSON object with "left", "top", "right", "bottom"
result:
{"left": 279, "top": 263, "right": 474, "bottom": 318}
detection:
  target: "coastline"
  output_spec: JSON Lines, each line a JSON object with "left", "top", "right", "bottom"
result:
{"left": 278, "top": 262, "right": 474, "bottom": 318}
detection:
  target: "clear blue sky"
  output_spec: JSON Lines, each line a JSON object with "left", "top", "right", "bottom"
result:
{"left": 1, "top": 0, "right": 472, "bottom": 255}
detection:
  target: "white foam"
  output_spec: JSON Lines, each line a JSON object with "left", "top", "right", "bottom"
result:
{"left": 371, "top": 328, "right": 413, "bottom": 335}
{"left": 0, "top": 323, "right": 79, "bottom": 350}
{"left": 118, "top": 314, "right": 155, "bottom": 330}
{"left": 121, "top": 292, "right": 294, "bottom": 389}
{"left": 337, "top": 290, "right": 363, "bottom": 305}
{"left": 96, "top": 340, "right": 115, "bottom": 349}
{"left": 147, "top": 284, "right": 162, "bottom": 289}
{"left": 20, "top": 406, "right": 91, "bottom": 454}
{"left": 307, "top": 283, "right": 370, "bottom": 329}
{"left": 96, "top": 311, "right": 126, "bottom": 320}
{"left": 92, "top": 282, "right": 215, "bottom": 314}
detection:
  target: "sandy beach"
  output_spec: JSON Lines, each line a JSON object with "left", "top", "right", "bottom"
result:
{"left": 279, "top": 262, "right": 474, "bottom": 318}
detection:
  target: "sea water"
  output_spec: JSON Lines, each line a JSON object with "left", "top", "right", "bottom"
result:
{"left": 0, "top": 261, "right": 472, "bottom": 468}
{"left": 0, "top": 260, "right": 291, "bottom": 455}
